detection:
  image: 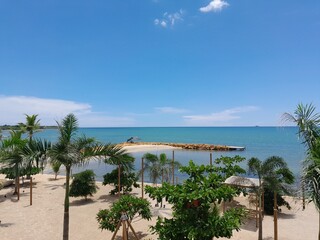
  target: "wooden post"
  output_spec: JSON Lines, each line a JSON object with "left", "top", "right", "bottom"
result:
{"left": 172, "top": 151, "right": 175, "bottom": 185}
{"left": 118, "top": 165, "right": 121, "bottom": 199}
{"left": 17, "top": 176, "right": 20, "bottom": 201}
{"left": 30, "top": 177, "right": 33, "bottom": 206}
{"left": 262, "top": 190, "right": 265, "bottom": 217}
{"left": 122, "top": 218, "right": 127, "bottom": 240}
{"left": 274, "top": 191, "right": 278, "bottom": 240}
{"left": 176, "top": 177, "right": 178, "bottom": 185}
{"left": 302, "top": 182, "right": 305, "bottom": 210}
{"left": 256, "top": 193, "right": 258, "bottom": 228}
{"left": 210, "top": 153, "right": 212, "bottom": 166}
{"left": 141, "top": 158, "right": 144, "bottom": 199}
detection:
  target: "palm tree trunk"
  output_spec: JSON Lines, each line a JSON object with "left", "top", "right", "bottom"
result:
{"left": 318, "top": 212, "right": 320, "bottom": 240}
{"left": 63, "top": 166, "right": 71, "bottom": 240}
{"left": 258, "top": 181, "right": 263, "bottom": 240}
{"left": 258, "top": 192, "right": 262, "bottom": 240}
{"left": 274, "top": 191, "right": 278, "bottom": 240}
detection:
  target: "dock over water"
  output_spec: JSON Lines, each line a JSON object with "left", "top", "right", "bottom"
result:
{"left": 120, "top": 142, "right": 245, "bottom": 151}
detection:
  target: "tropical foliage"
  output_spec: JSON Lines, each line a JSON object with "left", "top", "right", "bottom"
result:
{"left": 139, "top": 152, "right": 181, "bottom": 185}
{"left": 51, "top": 161, "right": 62, "bottom": 180}
{"left": 103, "top": 166, "right": 139, "bottom": 195}
{"left": 248, "top": 156, "right": 294, "bottom": 240}
{"left": 145, "top": 158, "right": 246, "bottom": 240}
{"left": 283, "top": 103, "right": 320, "bottom": 240}
{"left": 49, "top": 113, "right": 132, "bottom": 240}
{"left": 69, "top": 170, "right": 98, "bottom": 200}
{"left": 19, "top": 114, "right": 41, "bottom": 141}
{"left": 97, "top": 194, "right": 152, "bottom": 232}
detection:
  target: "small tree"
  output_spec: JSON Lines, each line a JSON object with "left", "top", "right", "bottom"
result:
{"left": 69, "top": 170, "right": 98, "bottom": 200}
{"left": 103, "top": 166, "right": 139, "bottom": 195}
{"left": 51, "top": 161, "right": 62, "bottom": 180}
{"left": 145, "top": 159, "right": 246, "bottom": 240}
{"left": 97, "top": 195, "right": 152, "bottom": 232}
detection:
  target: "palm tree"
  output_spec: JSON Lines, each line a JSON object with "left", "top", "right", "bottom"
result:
{"left": 140, "top": 152, "right": 181, "bottom": 185}
{"left": 248, "top": 156, "right": 294, "bottom": 240}
{"left": 49, "top": 113, "right": 129, "bottom": 240}
{"left": 19, "top": 114, "right": 41, "bottom": 142}
{"left": 103, "top": 145, "right": 135, "bottom": 197}
{"left": 283, "top": 103, "right": 320, "bottom": 240}
{"left": 0, "top": 131, "right": 28, "bottom": 198}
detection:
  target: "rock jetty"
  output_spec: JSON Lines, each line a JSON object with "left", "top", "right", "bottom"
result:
{"left": 119, "top": 142, "right": 245, "bottom": 151}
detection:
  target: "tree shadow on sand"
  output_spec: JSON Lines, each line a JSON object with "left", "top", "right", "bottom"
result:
{"left": 277, "top": 212, "right": 295, "bottom": 219}
{"left": 43, "top": 183, "right": 64, "bottom": 190}
{"left": 70, "top": 198, "right": 96, "bottom": 206}
{"left": 113, "top": 231, "right": 149, "bottom": 240}
{"left": 98, "top": 194, "right": 122, "bottom": 203}
{"left": 0, "top": 222, "right": 15, "bottom": 228}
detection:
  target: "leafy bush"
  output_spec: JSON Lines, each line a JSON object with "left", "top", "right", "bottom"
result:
{"left": 69, "top": 170, "right": 98, "bottom": 200}
{"left": 0, "top": 166, "right": 41, "bottom": 179}
{"left": 97, "top": 195, "right": 152, "bottom": 232}
{"left": 145, "top": 159, "right": 247, "bottom": 240}
{"left": 103, "top": 166, "right": 139, "bottom": 195}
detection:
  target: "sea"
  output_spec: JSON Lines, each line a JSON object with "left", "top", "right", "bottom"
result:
{"left": 19, "top": 126, "right": 306, "bottom": 183}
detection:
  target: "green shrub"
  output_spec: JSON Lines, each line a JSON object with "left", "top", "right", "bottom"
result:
{"left": 69, "top": 170, "right": 98, "bottom": 200}
{"left": 103, "top": 166, "right": 139, "bottom": 195}
{"left": 97, "top": 195, "right": 151, "bottom": 232}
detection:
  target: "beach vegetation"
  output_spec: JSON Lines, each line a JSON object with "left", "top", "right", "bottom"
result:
{"left": 145, "top": 158, "right": 246, "bottom": 240}
{"left": 19, "top": 114, "right": 41, "bottom": 142}
{"left": 49, "top": 113, "right": 131, "bottom": 240}
{"left": 248, "top": 156, "right": 294, "bottom": 240}
{"left": 283, "top": 103, "right": 320, "bottom": 240}
{"left": 139, "top": 152, "right": 181, "bottom": 185}
{"left": 97, "top": 194, "right": 152, "bottom": 233}
{"left": 51, "top": 161, "right": 62, "bottom": 180}
{"left": 69, "top": 170, "right": 98, "bottom": 200}
{"left": 0, "top": 130, "right": 28, "bottom": 195}
{"left": 103, "top": 166, "right": 139, "bottom": 195}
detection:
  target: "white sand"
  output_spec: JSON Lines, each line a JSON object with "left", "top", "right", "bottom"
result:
{"left": 123, "top": 144, "right": 179, "bottom": 153}
{"left": 0, "top": 144, "right": 318, "bottom": 240}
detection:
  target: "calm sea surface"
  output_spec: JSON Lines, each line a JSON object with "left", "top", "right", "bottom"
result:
{"left": 30, "top": 127, "right": 306, "bottom": 182}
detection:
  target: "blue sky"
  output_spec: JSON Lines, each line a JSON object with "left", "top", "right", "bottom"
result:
{"left": 0, "top": 0, "right": 319, "bottom": 127}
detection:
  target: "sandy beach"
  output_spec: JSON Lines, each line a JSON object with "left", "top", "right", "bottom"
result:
{"left": 0, "top": 145, "right": 318, "bottom": 240}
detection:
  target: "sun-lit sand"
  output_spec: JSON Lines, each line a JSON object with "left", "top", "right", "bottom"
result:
{"left": 0, "top": 145, "right": 318, "bottom": 240}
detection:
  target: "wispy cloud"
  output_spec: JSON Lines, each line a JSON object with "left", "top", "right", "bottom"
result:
{"left": 183, "top": 106, "right": 259, "bottom": 126}
{"left": 154, "top": 9, "right": 184, "bottom": 28}
{"left": 0, "top": 95, "right": 134, "bottom": 127}
{"left": 155, "top": 107, "right": 188, "bottom": 114}
{"left": 200, "top": 0, "right": 229, "bottom": 13}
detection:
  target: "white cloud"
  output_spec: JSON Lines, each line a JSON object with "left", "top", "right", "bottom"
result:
{"left": 155, "top": 107, "right": 188, "bottom": 114}
{"left": 183, "top": 106, "right": 259, "bottom": 126}
{"left": 0, "top": 95, "right": 134, "bottom": 127}
{"left": 200, "top": 0, "right": 229, "bottom": 13}
{"left": 154, "top": 9, "right": 184, "bottom": 28}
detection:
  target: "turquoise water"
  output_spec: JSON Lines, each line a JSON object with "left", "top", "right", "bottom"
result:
{"left": 34, "top": 127, "right": 306, "bottom": 181}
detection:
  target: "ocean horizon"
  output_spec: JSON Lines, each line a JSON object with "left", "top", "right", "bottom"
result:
{"left": 17, "top": 126, "right": 305, "bottom": 182}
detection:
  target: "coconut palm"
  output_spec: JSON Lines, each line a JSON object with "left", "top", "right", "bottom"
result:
{"left": 0, "top": 131, "right": 28, "bottom": 198}
{"left": 140, "top": 152, "right": 181, "bottom": 185}
{"left": 19, "top": 114, "right": 41, "bottom": 142}
{"left": 248, "top": 156, "right": 294, "bottom": 240}
{"left": 103, "top": 145, "right": 135, "bottom": 197}
{"left": 49, "top": 113, "right": 129, "bottom": 240}
{"left": 283, "top": 103, "right": 320, "bottom": 240}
